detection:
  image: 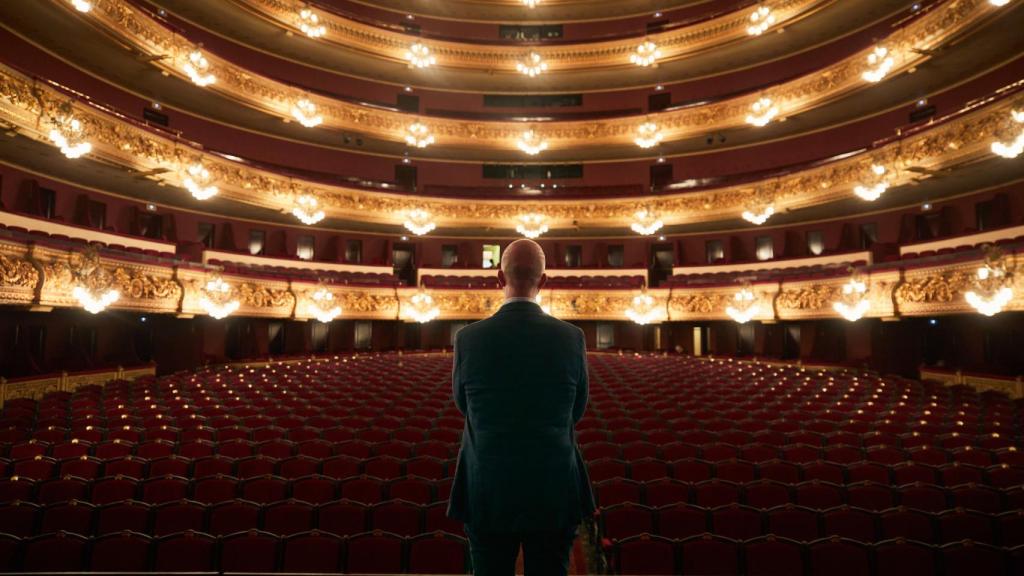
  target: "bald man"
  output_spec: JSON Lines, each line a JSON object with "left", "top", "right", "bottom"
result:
{"left": 448, "top": 239, "right": 595, "bottom": 576}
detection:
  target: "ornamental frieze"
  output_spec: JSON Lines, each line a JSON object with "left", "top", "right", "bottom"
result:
{"left": 894, "top": 271, "right": 972, "bottom": 305}
{"left": 69, "top": 0, "right": 992, "bottom": 151}
{"left": 110, "top": 267, "right": 182, "bottom": 303}
{"left": 0, "top": 250, "right": 40, "bottom": 304}
{"left": 777, "top": 285, "right": 842, "bottom": 311}
{"left": 237, "top": 282, "right": 295, "bottom": 310}
{"left": 335, "top": 290, "right": 400, "bottom": 316}
{"left": 668, "top": 293, "right": 731, "bottom": 315}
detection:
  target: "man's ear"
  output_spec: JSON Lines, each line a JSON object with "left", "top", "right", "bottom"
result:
{"left": 497, "top": 269, "right": 507, "bottom": 288}
{"left": 537, "top": 273, "right": 547, "bottom": 290}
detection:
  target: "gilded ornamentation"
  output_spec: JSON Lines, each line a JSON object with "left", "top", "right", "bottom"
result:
{"left": 110, "top": 267, "right": 182, "bottom": 301}
{"left": 429, "top": 292, "right": 503, "bottom": 315}
{"left": 777, "top": 285, "right": 841, "bottom": 310}
{"left": 337, "top": 290, "right": 400, "bottom": 314}
{"left": 895, "top": 271, "right": 971, "bottom": 304}
{"left": 669, "top": 293, "right": 730, "bottom": 315}
{"left": 0, "top": 253, "right": 39, "bottom": 288}
{"left": 237, "top": 282, "right": 294, "bottom": 309}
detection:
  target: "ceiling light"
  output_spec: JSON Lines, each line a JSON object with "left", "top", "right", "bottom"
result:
{"left": 291, "top": 98, "right": 322, "bottom": 128}
{"left": 182, "top": 161, "right": 218, "bottom": 200}
{"left": 516, "top": 213, "right": 549, "bottom": 238}
{"left": 742, "top": 205, "right": 775, "bottom": 225}
{"left": 726, "top": 287, "right": 760, "bottom": 323}
{"left": 183, "top": 49, "right": 216, "bottom": 87}
{"left": 523, "top": 0, "right": 540, "bottom": 7}
{"left": 48, "top": 114, "right": 92, "bottom": 159}
{"left": 625, "top": 293, "right": 664, "bottom": 325}
{"left": 634, "top": 121, "right": 664, "bottom": 148}
{"left": 516, "top": 129, "right": 548, "bottom": 155}
{"left": 298, "top": 7, "right": 326, "bottom": 38}
{"left": 406, "top": 43, "right": 436, "bottom": 69}
{"left": 631, "top": 209, "right": 664, "bottom": 236}
{"left": 404, "top": 122, "right": 435, "bottom": 148}
{"left": 745, "top": 97, "right": 779, "bottom": 127}
{"left": 405, "top": 290, "right": 440, "bottom": 323}
{"left": 292, "top": 194, "right": 325, "bottom": 225}
{"left": 199, "top": 277, "right": 240, "bottom": 319}
{"left": 966, "top": 256, "right": 1014, "bottom": 316}
{"left": 747, "top": 5, "right": 776, "bottom": 36}
{"left": 74, "top": 285, "right": 119, "bottom": 314}
{"left": 989, "top": 0, "right": 1010, "bottom": 6}
{"left": 992, "top": 110, "right": 1024, "bottom": 159}
{"left": 403, "top": 209, "right": 437, "bottom": 236}
{"left": 853, "top": 164, "right": 890, "bottom": 201}
{"left": 70, "top": 0, "right": 92, "bottom": 12}
{"left": 517, "top": 52, "right": 548, "bottom": 77}
{"left": 309, "top": 287, "right": 341, "bottom": 323}
{"left": 631, "top": 40, "right": 661, "bottom": 67}
{"left": 862, "top": 46, "right": 894, "bottom": 83}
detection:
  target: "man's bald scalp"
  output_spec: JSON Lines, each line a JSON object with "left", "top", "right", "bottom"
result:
{"left": 501, "top": 239, "right": 546, "bottom": 292}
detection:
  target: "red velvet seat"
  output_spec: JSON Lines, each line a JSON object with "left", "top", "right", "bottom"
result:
{"left": 95, "top": 500, "right": 150, "bottom": 535}
{"left": 601, "top": 503, "right": 654, "bottom": 541}
{"left": 22, "top": 531, "right": 87, "bottom": 571}
{"left": 220, "top": 529, "right": 280, "bottom": 572}
{"left": 408, "top": 531, "right": 468, "bottom": 574}
{"left": 154, "top": 531, "right": 216, "bottom": 572}
{"left": 263, "top": 499, "right": 315, "bottom": 535}
{"left": 152, "top": 499, "right": 205, "bottom": 536}
{"left": 318, "top": 500, "right": 368, "bottom": 536}
{"left": 766, "top": 505, "right": 820, "bottom": 541}
{"left": 90, "top": 531, "right": 152, "bottom": 571}
{"left": 345, "top": 531, "right": 404, "bottom": 574}
{"left": 656, "top": 504, "right": 707, "bottom": 540}
{"left": 0, "top": 501, "right": 40, "bottom": 536}
{"left": 807, "top": 537, "right": 871, "bottom": 576}
{"left": 40, "top": 500, "right": 94, "bottom": 534}
{"left": 208, "top": 499, "right": 259, "bottom": 536}
{"left": 281, "top": 531, "right": 344, "bottom": 572}
{"left": 614, "top": 533, "right": 676, "bottom": 575}
{"left": 743, "top": 535, "right": 805, "bottom": 576}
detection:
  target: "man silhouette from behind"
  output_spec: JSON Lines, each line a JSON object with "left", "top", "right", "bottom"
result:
{"left": 447, "top": 239, "right": 595, "bottom": 576}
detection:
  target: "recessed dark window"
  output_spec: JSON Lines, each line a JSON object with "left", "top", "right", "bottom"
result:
{"left": 397, "top": 93, "right": 420, "bottom": 113}
{"left": 138, "top": 214, "right": 163, "bottom": 239}
{"left": 607, "top": 245, "right": 625, "bottom": 267}
{"left": 806, "top": 230, "right": 825, "bottom": 256}
{"left": 197, "top": 223, "right": 216, "bottom": 248}
{"left": 87, "top": 201, "right": 106, "bottom": 229}
{"left": 354, "top": 321, "right": 372, "bottom": 350}
{"left": 395, "top": 165, "right": 417, "bottom": 189}
{"left": 296, "top": 235, "right": 315, "bottom": 261}
{"left": 565, "top": 245, "right": 582, "bottom": 268}
{"left": 482, "top": 164, "right": 583, "bottom": 180}
{"left": 860, "top": 223, "right": 878, "bottom": 248}
{"left": 441, "top": 244, "right": 459, "bottom": 268}
{"left": 483, "top": 94, "right": 582, "bottom": 107}
{"left": 39, "top": 187, "right": 56, "bottom": 219}
{"left": 705, "top": 240, "right": 724, "bottom": 264}
{"left": 345, "top": 240, "right": 362, "bottom": 264}
{"left": 596, "top": 323, "right": 615, "bottom": 350}
{"left": 249, "top": 230, "right": 266, "bottom": 255}
{"left": 143, "top": 107, "right": 169, "bottom": 126}
{"left": 650, "top": 164, "right": 673, "bottom": 188}
{"left": 648, "top": 92, "right": 671, "bottom": 112}
{"left": 755, "top": 236, "right": 774, "bottom": 261}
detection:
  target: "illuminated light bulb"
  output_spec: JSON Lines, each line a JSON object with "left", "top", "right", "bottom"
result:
{"left": 630, "top": 209, "right": 664, "bottom": 236}
{"left": 199, "top": 277, "right": 239, "bottom": 319}
{"left": 309, "top": 287, "right": 341, "bottom": 323}
{"left": 747, "top": 5, "right": 776, "bottom": 36}
{"left": 73, "top": 286, "right": 119, "bottom": 314}
{"left": 742, "top": 205, "right": 775, "bottom": 225}
{"left": 517, "top": 52, "right": 548, "bottom": 77}
{"left": 292, "top": 194, "right": 325, "bottom": 225}
{"left": 522, "top": 0, "right": 539, "bottom": 7}
{"left": 403, "top": 209, "right": 436, "bottom": 236}
{"left": 183, "top": 50, "right": 216, "bottom": 87}
{"left": 516, "top": 213, "right": 549, "bottom": 238}
{"left": 404, "top": 122, "right": 435, "bottom": 148}
{"left": 991, "top": 110, "right": 1024, "bottom": 159}
{"left": 862, "top": 46, "right": 894, "bottom": 83}
{"left": 634, "top": 121, "right": 663, "bottom": 149}
{"left": 70, "top": 0, "right": 92, "bottom": 12}
{"left": 854, "top": 164, "right": 890, "bottom": 201}
{"left": 298, "top": 7, "right": 326, "bottom": 38}
{"left": 290, "top": 98, "right": 322, "bottom": 128}
{"left": 726, "top": 288, "right": 760, "bottom": 323}
{"left": 405, "top": 291, "right": 440, "bottom": 323}
{"left": 745, "top": 97, "right": 779, "bottom": 127}
{"left": 48, "top": 116, "right": 92, "bottom": 159}
{"left": 625, "top": 293, "right": 665, "bottom": 325}
{"left": 182, "top": 162, "right": 218, "bottom": 200}
{"left": 630, "top": 40, "right": 661, "bottom": 67}
{"left": 406, "top": 43, "right": 436, "bottom": 68}
{"left": 516, "top": 130, "right": 548, "bottom": 155}
{"left": 833, "top": 279, "right": 870, "bottom": 321}
{"left": 989, "top": 0, "right": 1010, "bottom": 6}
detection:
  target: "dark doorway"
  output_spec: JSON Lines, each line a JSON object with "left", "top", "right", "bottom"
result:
{"left": 649, "top": 244, "right": 674, "bottom": 287}
{"left": 650, "top": 164, "right": 673, "bottom": 189}
{"left": 783, "top": 324, "right": 801, "bottom": 359}
{"left": 393, "top": 243, "right": 417, "bottom": 286}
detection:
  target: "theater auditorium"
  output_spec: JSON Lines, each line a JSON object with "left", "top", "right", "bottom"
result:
{"left": 0, "top": 0, "right": 1023, "bottom": 574}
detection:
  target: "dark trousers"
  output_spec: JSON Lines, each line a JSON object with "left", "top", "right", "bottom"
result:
{"left": 464, "top": 523, "right": 578, "bottom": 576}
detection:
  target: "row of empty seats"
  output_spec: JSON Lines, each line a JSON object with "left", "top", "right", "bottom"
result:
{"left": 205, "top": 259, "right": 400, "bottom": 287}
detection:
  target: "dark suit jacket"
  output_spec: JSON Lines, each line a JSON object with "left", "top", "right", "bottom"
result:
{"left": 447, "top": 300, "right": 596, "bottom": 532}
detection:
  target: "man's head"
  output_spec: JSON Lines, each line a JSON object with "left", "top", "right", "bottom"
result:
{"left": 498, "top": 238, "right": 547, "bottom": 299}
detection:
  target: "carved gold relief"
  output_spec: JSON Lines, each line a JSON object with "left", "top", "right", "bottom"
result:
{"left": 895, "top": 271, "right": 971, "bottom": 305}
{"left": 236, "top": 282, "right": 294, "bottom": 309}
{"left": 669, "top": 293, "right": 731, "bottom": 315}
{"left": 777, "top": 284, "right": 841, "bottom": 310}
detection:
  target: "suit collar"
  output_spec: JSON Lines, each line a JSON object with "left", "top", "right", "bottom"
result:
{"left": 497, "top": 300, "right": 543, "bottom": 314}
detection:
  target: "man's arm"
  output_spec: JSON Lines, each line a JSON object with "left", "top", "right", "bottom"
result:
{"left": 452, "top": 333, "right": 467, "bottom": 415}
{"left": 572, "top": 330, "right": 588, "bottom": 423}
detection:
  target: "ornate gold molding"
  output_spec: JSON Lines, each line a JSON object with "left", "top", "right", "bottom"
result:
{"left": 64, "top": 0, "right": 995, "bottom": 152}
{"left": 0, "top": 58, "right": 1017, "bottom": 233}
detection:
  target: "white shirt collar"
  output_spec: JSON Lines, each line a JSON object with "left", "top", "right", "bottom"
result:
{"left": 503, "top": 296, "right": 538, "bottom": 305}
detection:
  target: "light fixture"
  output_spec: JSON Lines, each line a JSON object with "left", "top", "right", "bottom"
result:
{"left": 630, "top": 40, "right": 661, "bottom": 67}
{"left": 405, "top": 290, "right": 440, "bottom": 323}
{"left": 862, "top": 46, "right": 894, "bottom": 83}
{"left": 747, "top": 5, "right": 776, "bottom": 36}
{"left": 965, "top": 254, "right": 1014, "bottom": 316}
{"left": 404, "top": 122, "right": 435, "bottom": 148}
{"left": 183, "top": 49, "right": 216, "bottom": 87}
{"left": 991, "top": 110, "right": 1024, "bottom": 159}
{"left": 745, "top": 97, "right": 779, "bottom": 127}
{"left": 634, "top": 121, "right": 664, "bottom": 148}
{"left": 853, "top": 164, "right": 890, "bottom": 201}
{"left": 726, "top": 286, "right": 760, "bottom": 323}
{"left": 182, "top": 161, "right": 218, "bottom": 200}
{"left": 298, "top": 7, "right": 326, "bottom": 38}
{"left": 309, "top": 287, "right": 341, "bottom": 323}
{"left": 742, "top": 205, "right": 775, "bottom": 225}
{"left": 516, "top": 213, "right": 549, "bottom": 238}
{"left": 833, "top": 277, "right": 870, "bottom": 321}
{"left": 292, "top": 194, "right": 325, "bottom": 225}
{"left": 290, "top": 98, "right": 322, "bottom": 128}
{"left": 625, "top": 293, "right": 665, "bottom": 325}
{"left": 516, "top": 129, "right": 548, "bottom": 155}
{"left": 989, "top": 0, "right": 1010, "bottom": 6}
{"left": 48, "top": 113, "right": 92, "bottom": 159}
{"left": 70, "top": 0, "right": 92, "bottom": 12}
{"left": 517, "top": 52, "right": 548, "bottom": 77}
{"left": 630, "top": 209, "right": 664, "bottom": 236}
{"left": 199, "top": 276, "right": 240, "bottom": 319}
{"left": 74, "top": 286, "right": 119, "bottom": 314}
{"left": 403, "top": 209, "right": 436, "bottom": 236}
{"left": 405, "top": 43, "right": 436, "bottom": 68}
{"left": 523, "top": 0, "right": 540, "bottom": 7}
